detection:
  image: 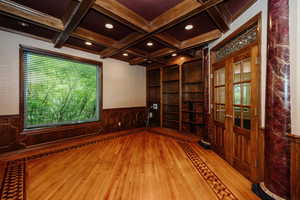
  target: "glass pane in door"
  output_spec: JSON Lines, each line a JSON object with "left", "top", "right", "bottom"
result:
{"left": 242, "top": 59, "right": 251, "bottom": 81}
{"left": 234, "top": 84, "right": 241, "bottom": 104}
{"left": 242, "top": 83, "right": 251, "bottom": 105}
{"left": 234, "top": 62, "right": 241, "bottom": 83}
{"left": 234, "top": 106, "right": 241, "bottom": 127}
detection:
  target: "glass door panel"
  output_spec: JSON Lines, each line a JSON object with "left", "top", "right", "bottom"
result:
{"left": 233, "top": 58, "right": 252, "bottom": 130}
{"left": 214, "top": 67, "right": 226, "bottom": 123}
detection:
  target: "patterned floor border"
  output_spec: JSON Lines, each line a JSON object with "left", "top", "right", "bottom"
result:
{"left": 0, "top": 131, "right": 238, "bottom": 200}
{"left": 178, "top": 142, "right": 239, "bottom": 200}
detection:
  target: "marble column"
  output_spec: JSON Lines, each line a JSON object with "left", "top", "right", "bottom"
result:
{"left": 199, "top": 48, "right": 211, "bottom": 148}
{"left": 263, "top": 0, "right": 291, "bottom": 199}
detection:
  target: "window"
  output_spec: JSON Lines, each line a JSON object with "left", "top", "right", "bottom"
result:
{"left": 21, "top": 47, "right": 102, "bottom": 130}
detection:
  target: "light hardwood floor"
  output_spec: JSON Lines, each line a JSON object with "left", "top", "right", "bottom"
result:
{"left": 0, "top": 130, "right": 259, "bottom": 200}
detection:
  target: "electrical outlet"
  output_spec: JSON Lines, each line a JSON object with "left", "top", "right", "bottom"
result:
{"left": 118, "top": 122, "right": 121, "bottom": 127}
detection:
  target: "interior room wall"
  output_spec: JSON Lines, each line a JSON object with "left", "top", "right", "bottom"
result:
{"left": 0, "top": 30, "right": 146, "bottom": 115}
{"left": 208, "top": 0, "right": 268, "bottom": 128}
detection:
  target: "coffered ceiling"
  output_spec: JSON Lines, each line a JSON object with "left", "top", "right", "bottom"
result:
{"left": 0, "top": 0, "right": 257, "bottom": 66}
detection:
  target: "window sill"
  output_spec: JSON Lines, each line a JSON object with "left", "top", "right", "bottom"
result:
{"left": 21, "top": 120, "right": 102, "bottom": 136}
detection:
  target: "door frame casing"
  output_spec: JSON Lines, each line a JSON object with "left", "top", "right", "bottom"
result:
{"left": 209, "top": 13, "right": 262, "bottom": 182}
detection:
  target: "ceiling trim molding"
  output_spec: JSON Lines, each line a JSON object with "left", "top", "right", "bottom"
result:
{"left": 0, "top": 0, "right": 64, "bottom": 30}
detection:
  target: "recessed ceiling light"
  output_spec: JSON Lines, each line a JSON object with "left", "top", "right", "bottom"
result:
{"left": 185, "top": 24, "right": 194, "bottom": 30}
{"left": 105, "top": 23, "right": 114, "bottom": 29}
{"left": 85, "top": 41, "right": 92, "bottom": 46}
{"left": 19, "top": 22, "right": 29, "bottom": 27}
{"left": 172, "top": 53, "right": 177, "bottom": 57}
{"left": 123, "top": 53, "right": 128, "bottom": 57}
{"left": 147, "top": 41, "right": 154, "bottom": 47}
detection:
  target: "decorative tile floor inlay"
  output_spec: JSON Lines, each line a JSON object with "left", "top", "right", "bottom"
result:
{"left": 0, "top": 159, "right": 25, "bottom": 200}
{"left": 178, "top": 142, "right": 239, "bottom": 200}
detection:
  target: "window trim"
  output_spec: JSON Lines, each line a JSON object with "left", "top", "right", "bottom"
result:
{"left": 19, "top": 45, "right": 103, "bottom": 134}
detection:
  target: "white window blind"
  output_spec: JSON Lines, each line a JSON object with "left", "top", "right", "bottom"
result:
{"left": 23, "top": 50, "right": 100, "bottom": 129}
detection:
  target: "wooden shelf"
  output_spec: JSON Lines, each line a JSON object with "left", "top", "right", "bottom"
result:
{"left": 182, "top": 110, "right": 204, "bottom": 114}
{"left": 183, "top": 100, "right": 204, "bottom": 103}
{"left": 182, "top": 120, "right": 205, "bottom": 125}
{"left": 147, "top": 68, "right": 161, "bottom": 128}
{"left": 149, "top": 99, "right": 160, "bottom": 102}
{"left": 163, "top": 79, "right": 179, "bottom": 83}
{"left": 165, "top": 111, "right": 179, "bottom": 114}
{"left": 163, "top": 92, "right": 179, "bottom": 94}
{"left": 149, "top": 85, "right": 160, "bottom": 88}
{"left": 182, "top": 91, "right": 204, "bottom": 94}
{"left": 181, "top": 59, "right": 205, "bottom": 135}
{"left": 183, "top": 81, "right": 203, "bottom": 84}
{"left": 163, "top": 104, "right": 179, "bottom": 106}
{"left": 164, "top": 119, "right": 179, "bottom": 123}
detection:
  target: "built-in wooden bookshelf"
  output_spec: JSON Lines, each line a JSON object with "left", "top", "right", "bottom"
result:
{"left": 146, "top": 58, "right": 205, "bottom": 135}
{"left": 181, "top": 59, "right": 205, "bottom": 136}
{"left": 147, "top": 68, "right": 161, "bottom": 127}
{"left": 162, "top": 65, "right": 180, "bottom": 130}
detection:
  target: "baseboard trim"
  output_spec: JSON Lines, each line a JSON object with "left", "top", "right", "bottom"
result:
{"left": 252, "top": 183, "right": 286, "bottom": 200}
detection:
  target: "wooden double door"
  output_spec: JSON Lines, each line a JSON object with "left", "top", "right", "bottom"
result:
{"left": 211, "top": 45, "right": 260, "bottom": 181}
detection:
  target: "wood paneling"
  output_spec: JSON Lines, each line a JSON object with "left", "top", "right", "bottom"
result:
{"left": 211, "top": 121, "right": 226, "bottom": 157}
{"left": 288, "top": 134, "right": 300, "bottom": 200}
{"left": 0, "top": 107, "right": 146, "bottom": 153}
{"left": 0, "top": 115, "right": 21, "bottom": 153}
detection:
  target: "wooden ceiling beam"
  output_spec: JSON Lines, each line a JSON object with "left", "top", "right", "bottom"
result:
{"left": 130, "top": 57, "right": 146, "bottom": 65}
{"left": 100, "top": 0, "right": 224, "bottom": 58}
{"left": 100, "top": 33, "right": 148, "bottom": 58}
{"left": 93, "top": 0, "right": 150, "bottom": 33}
{"left": 180, "top": 29, "right": 222, "bottom": 49}
{"left": 153, "top": 33, "right": 181, "bottom": 49}
{"left": 72, "top": 27, "right": 117, "bottom": 47}
{"left": 149, "top": 48, "right": 175, "bottom": 58}
{"left": 197, "top": 0, "right": 229, "bottom": 32}
{"left": 139, "top": 29, "right": 221, "bottom": 60}
{"left": 0, "top": 0, "right": 63, "bottom": 30}
{"left": 150, "top": 0, "right": 201, "bottom": 31}
{"left": 54, "top": 0, "right": 96, "bottom": 48}
{"left": 151, "top": 0, "right": 224, "bottom": 32}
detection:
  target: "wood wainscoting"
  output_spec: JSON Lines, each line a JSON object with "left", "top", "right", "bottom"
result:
{"left": 0, "top": 115, "right": 21, "bottom": 153}
{"left": 288, "top": 134, "right": 300, "bottom": 200}
{"left": 0, "top": 107, "right": 146, "bottom": 153}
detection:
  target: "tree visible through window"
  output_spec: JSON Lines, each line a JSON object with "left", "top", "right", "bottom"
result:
{"left": 22, "top": 49, "right": 101, "bottom": 129}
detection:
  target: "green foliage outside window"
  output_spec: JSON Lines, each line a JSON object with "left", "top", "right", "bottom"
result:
{"left": 24, "top": 51, "right": 100, "bottom": 129}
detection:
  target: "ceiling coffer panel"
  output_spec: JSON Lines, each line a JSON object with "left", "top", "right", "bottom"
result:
{"left": 116, "top": 0, "right": 183, "bottom": 21}
{"left": 13, "top": 0, "right": 77, "bottom": 19}
{"left": 164, "top": 12, "right": 217, "bottom": 41}
{"left": 131, "top": 38, "right": 167, "bottom": 53}
{"left": 66, "top": 37, "right": 107, "bottom": 52}
{"left": 79, "top": 9, "right": 136, "bottom": 41}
